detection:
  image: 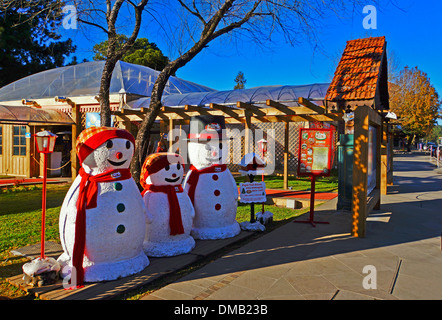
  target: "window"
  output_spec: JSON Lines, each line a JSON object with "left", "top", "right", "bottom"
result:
{"left": 13, "top": 125, "right": 26, "bottom": 156}
{"left": 0, "top": 125, "right": 2, "bottom": 155}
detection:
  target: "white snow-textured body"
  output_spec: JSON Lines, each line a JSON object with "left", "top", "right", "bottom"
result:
{"left": 142, "top": 158, "right": 195, "bottom": 257}
{"left": 143, "top": 191, "right": 195, "bottom": 256}
{"left": 58, "top": 138, "right": 149, "bottom": 282}
{"left": 184, "top": 141, "right": 240, "bottom": 240}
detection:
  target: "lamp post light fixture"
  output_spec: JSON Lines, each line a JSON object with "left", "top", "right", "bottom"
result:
{"left": 34, "top": 131, "right": 58, "bottom": 259}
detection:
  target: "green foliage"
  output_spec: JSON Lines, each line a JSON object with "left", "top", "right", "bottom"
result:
{"left": 93, "top": 35, "right": 169, "bottom": 71}
{"left": 424, "top": 125, "right": 442, "bottom": 143}
{"left": 234, "top": 71, "right": 247, "bottom": 90}
{"left": 0, "top": 1, "right": 76, "bottom": 87}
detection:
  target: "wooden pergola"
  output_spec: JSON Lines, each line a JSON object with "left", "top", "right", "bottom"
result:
{"left": 115, "top": 96, "right": 343, "bottom": 190}
{"left": 114, "top": 36, "right": 392, "bottom": 239}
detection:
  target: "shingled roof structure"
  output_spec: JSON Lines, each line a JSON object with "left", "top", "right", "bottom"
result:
{"left": 325, "top": 36, "right": 389, "bottom": 111}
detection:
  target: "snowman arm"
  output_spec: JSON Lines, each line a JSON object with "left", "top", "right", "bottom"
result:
{"left": 142, "top": 192, "right": 154, "bottom": 224}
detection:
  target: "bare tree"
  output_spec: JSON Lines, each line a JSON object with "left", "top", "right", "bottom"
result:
{"left": 130, "top": 0, "right": 366, "bottom": 184}
{"left": 71, "top": 0, "right": 149, "bottom": 126}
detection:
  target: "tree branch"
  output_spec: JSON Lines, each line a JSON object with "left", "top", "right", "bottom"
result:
{"left": 178, "top": 0, "right": 206, "bottom": 26}
{"left": 77, "top": 17, "right": 110, "bottom": 35}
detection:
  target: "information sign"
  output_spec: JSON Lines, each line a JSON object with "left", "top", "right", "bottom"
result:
{"left": 297, "top": 128, "right": 333, "bottom": 177}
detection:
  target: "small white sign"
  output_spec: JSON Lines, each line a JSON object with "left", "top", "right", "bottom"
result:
{"left": 239, "top": 182, "right": 266, "bottom": 203}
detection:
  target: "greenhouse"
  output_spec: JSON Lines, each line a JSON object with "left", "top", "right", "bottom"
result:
{"left": 0, "top": 60, "right": 215, "bottom": 102}
{"left": 0, "top": 60, "right": 333, "bottom": 180}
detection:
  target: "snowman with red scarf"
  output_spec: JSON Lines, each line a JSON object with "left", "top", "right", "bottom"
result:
{"left": 57, "top": 127, "right": 149, "bottom": 287}
{"left": 183, "top": 115, "right": 240, "bottom": 240}
{"left": 140, "top": 153, "right": 195, "bottom": 257}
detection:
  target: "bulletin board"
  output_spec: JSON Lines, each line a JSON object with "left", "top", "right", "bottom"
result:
{"left": 297, "top": 128, "right": 333, "bottom": 177}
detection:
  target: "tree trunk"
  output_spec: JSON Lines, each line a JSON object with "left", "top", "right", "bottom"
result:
{"left": 99, "top": 58, "right": 118, "bottom": 127}
{"left": 130, "top": 51, "right": 203, "bottom": 186}
{"left": 407, "top": 134, "right": 415, "bottom": 152}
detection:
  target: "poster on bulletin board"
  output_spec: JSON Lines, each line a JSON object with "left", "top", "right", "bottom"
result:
{"left": 297, "top": 128, "right": 333, "bottom": 177}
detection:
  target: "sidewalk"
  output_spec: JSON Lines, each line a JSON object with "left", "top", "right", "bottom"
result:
{"left": 142, "top": 153, "right": 442, "bottom": 300}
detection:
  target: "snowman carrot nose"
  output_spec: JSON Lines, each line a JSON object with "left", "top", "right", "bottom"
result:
{"left": 172, "top": 173, "right": 177, "bottom": 177}
{"left": 116, "top": 152, "right": 123, "bottom": 159}
{"left": 212, "top": 151, "right": 217, "bottom": 157}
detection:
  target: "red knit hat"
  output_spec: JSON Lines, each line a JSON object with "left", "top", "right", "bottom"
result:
{"left": 140, "top": 153, "right": 184, "bottom": 189}
{"left": 76, "top": 127, "right": 135, "bottom": 164}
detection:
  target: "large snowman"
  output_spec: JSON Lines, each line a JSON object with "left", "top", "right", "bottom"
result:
{"left": 183, "top": 115, "right": 240, "bottom": 240}
{"left": 58, "top": 127, "right": 149, "bottom": 287}
{"left": 140, "top": 153, "right": 195, "bottom": 257}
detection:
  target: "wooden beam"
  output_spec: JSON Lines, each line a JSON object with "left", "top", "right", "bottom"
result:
{"left": 209, "top": 103, "right": 242, "bottom": 120}
{"left": 266, "top": 100, "right": 296, "bottom": 115}
{"left": 236, "top": 101, "right": 266, "bottom": 118}
{"left": 184, "top": 105, "right": 210, "bottom": 115}
{"left": 160, "top": 106, "right": 189, "bottom": 119}
{"left": 298, "top": 97, "right": 325, "bottom": 114}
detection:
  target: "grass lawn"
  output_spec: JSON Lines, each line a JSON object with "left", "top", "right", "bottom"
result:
{"left": 234, "top": 174, "right": 338, "bottom": 193}
{"left": 0, "top": 173, "right": 337, "bottom": 299}
{"left": 0, "top": 183, "right": 71, "bottom": 298}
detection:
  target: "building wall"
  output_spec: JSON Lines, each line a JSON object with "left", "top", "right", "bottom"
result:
{"left": 0, "top": 124, "right": 32, "bottom": 177}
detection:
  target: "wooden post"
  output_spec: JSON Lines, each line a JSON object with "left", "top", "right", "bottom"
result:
{"left": 71, "top": 102, "right": 80, "bottom": 180}
{"left": 169, "top": 117, "right": 174, "bottom": 152}
{"left": 283, "top": 120, "right": 289, "bottom": 190}
{"left": 25, "top": 125, "right": 32, "bottom": 178}
{"left": 380, "top": 122, "right": 388, "bottom": 195}
{"left": 352, "top": 105, "right": 369, "bottom": 237}
{"left": 374, "top": 122, "right": 382, "bottom": 210}
{"left": 244, "top": 111, "right": 252, "bottom": 154}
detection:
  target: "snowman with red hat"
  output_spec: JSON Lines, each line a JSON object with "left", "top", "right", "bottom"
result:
{"left": 140, "top": 152, "right": 195, "bottom": 257}
{"left": 183, "top": 115, "right": 240, "bottom": 240}
{"left": 57, "top": 127, "right": 149, "bottom": 287}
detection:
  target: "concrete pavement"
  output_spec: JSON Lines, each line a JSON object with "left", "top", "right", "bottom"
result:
{"left": 141, "top": 153, "right": 442, "bottom": 300}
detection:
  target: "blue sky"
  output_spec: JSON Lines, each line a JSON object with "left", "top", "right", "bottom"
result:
{"left": 62, "top": 1, "right": 442, "bottom": 98}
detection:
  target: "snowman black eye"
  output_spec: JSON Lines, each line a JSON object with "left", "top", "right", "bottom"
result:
{"left": 106, "top": 140, "right": 113, "bottom": 149}
{"left": 177, "top": 163, "right": 181, "bottom": 170}
{"left": 165, "top": 165, "right": 170, "bottom": 171}
{"left": 126, "top": 141, "right": 131, "bottom": 149}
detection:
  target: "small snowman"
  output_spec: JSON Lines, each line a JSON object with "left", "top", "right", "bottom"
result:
{"left": 183, "top": 115, "right": 240, "bottom": 240}
{"left": 58, "top": 127, "right": 149, "bottom": 287}
{"left": 140, "top": 153, "right": 195, "bottom": 257}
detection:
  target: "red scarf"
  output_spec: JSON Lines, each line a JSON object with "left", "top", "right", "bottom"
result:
{"left": 142, "top": 184, "right": 185, "bottom": 236}
{"left": 186, "top": 164, "right": 227, "bottom": 205}
{"left": 70, "top": 167, "right": 132, "bottom": 288}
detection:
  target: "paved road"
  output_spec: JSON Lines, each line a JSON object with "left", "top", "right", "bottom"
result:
{"left": 142, "top": 153, "right": 442, "bottom": 300}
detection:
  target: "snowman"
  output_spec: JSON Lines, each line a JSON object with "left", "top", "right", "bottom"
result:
{"left": 58, "top": 127, "right": 149, "bottom": 287}
{"left": 140, "top": 153, "right": 195, "bottom": 257}
{"left": 183, "top": 115, "right": 240, "bottom": 240}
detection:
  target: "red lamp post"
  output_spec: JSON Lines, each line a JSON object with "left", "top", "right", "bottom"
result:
{"left": 34, "top": 131, "right": 58, "bottom": 259}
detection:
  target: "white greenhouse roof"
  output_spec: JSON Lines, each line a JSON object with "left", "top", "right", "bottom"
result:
{"left": 0, "top": 60, "right": 216, "bottom": 102}
{"left": 128, "top": 83, "right": 330, "bottom": 109}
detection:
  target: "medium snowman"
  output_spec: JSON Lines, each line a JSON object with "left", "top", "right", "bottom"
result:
{"left": 183, "top": 115, "right": 240, "bottom": 240}
{"left": 58, "top": 127, "right": 149, "bottom": 287}
{"left": 140, "top": 153, "right": 195, "bottom": 257}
